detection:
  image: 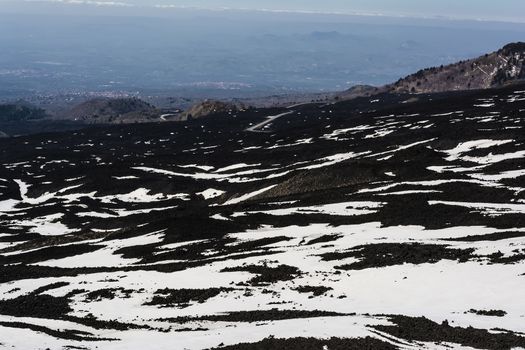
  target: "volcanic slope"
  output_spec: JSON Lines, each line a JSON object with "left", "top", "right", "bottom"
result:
{"left": 1, "top": 85, "right": 525, "bottom": 349}
{"left": 388, "top": 42, "right": 525, "bottom": 94}
{"left": 338, "top": 42, "right": 525, "bottom": 100}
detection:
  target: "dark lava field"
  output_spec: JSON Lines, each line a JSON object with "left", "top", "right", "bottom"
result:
{"left": 1, "top": 84, "right": 525, "bottom": 349}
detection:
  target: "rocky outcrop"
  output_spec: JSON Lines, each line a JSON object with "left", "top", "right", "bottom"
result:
{"left": 179, "top": 100, "right": 246, "bottom": 121}
{"left": 337, "top": 84, "right": 384, "bottom": 100}
{"left": 69, "top": 98, "right": 160, "bottom": 124}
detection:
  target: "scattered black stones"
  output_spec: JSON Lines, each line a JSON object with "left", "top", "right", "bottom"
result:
{"left": 466, "top": 309, "right": 507, "bottom": 317}
{"left": 0, "top": 231, "right": 111, "bottom": 254}
{"left": 138, "top": 235, "right": 290, "bottom": 265}
{"left": 320, "top": 243, "right": 476, "bottom": 270}
{"left": 487, "top": 250, "right": 525, "bottom": 265}
{"left": 0, "top": 321, "right": 114, "bottom": 342}
{"left": 0, "top": 261, "right": 197, "bottom": 284}
{"left": 0, "top": 244, "right": 104, "bottom": 265}
{"left": 375, "top": 315, "right": 525, "bottom": 350}
{"left": 293, "top": 286, "right": 333, "bottom": 297}
{"left": 84, "top": 288, "right": 138, "bottom": 302}
{"left": 231, "top": 236, "right": 293, "bottom": 251}
{"left": 160, "top": 309, "right": 349, "bottom": 323}
{"left": 221, "top": 264, "right": 302, "bottom": 286}
{"left": 209, "top": 336, "right": 397, "bottom": 350}
{"left": 0, "top": 294, "right": 72, "bottom": 319}
{"left": 0, "top": 288, "right": 150, "bottom": 332}
{"left": 447, "top": 231, "right": 525, "bottom": 242}
{"left": 64, "top": 289, "right": 89, "bottom": 298}
{"left": 144, "top": 288, "right": 233, "bottom": 308}
{"left": 305, "top": 234, "right": 342, "bottom": 245}
{"left": 65, "top": 314, "right": 151, "bottom": 331}
{"left": 30, "top": 282, "right": 70, "bottom": 295}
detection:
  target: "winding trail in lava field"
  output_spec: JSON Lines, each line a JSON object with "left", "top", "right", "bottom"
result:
{"left": 245, "top": 111, "right": 294, "bottom": 132}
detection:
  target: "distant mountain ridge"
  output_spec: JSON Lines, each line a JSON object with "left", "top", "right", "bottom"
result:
{"left": 338, "top": 42, "right": 525, "bottom": 101}
{"left": 387, "top": 42, "right": 525, "bottom": 94}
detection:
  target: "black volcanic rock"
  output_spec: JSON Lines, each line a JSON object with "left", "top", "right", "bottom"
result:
{"left": 210, "top": 336, "right": 396, "bottom": 350}
{"left": 1, "top": 67, "right": 525, "bottom": 349}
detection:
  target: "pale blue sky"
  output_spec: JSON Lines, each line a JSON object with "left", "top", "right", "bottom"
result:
{"left": 2, "top": 0, "right": 525, "bottom": 22}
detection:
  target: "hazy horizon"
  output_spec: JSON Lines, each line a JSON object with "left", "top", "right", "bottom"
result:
{"left": 2, "top": 0, "right": 525, "bottom": 23}
{"left": 1, "top": 0, "right": 525, "bottom": 100}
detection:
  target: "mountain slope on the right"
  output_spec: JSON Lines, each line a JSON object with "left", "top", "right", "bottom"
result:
{"left": 390, "top": 42, "right": 525, "bottom": 94}
{"left": 341, "top": 42, "right": 525, "bottom": 100}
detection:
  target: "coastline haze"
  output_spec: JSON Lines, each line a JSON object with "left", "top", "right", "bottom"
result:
{"left": 1, "top": 0, "right": 525, "bottom": 99}
{"left": 2, "top": 0, "right": 525, "bottom": 22}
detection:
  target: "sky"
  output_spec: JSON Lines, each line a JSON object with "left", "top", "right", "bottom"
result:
{"left": 2, "top": 0, "right": 525, "bottom": 23}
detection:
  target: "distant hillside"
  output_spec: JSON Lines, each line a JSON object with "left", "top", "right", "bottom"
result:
{"left": 0, "top": 104, "right": 48, "bottom": 122}
{"left": 0, "top": 103, "right": 83, "bottom": 137}
{"left": 337, "top": 85, "right": 381, "bottom": 100}
{"left": 179, "top": 100, "right": 246, "bottom": 121}
{"left": 388, "top": 42, "right": 525, "bottom": 94}
{"left": 69, "top": 98, "right": 161, "bottom": 124}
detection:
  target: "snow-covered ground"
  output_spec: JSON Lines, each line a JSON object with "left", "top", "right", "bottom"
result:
{"left": 1, "top": 86, "right": 525, "bottom": 349}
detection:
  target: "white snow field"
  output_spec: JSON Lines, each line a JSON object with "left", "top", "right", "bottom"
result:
{"left": 1, "top": 85, "right": 525, "bottom": 349}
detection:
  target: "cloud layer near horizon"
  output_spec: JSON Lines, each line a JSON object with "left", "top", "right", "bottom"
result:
{"left": 3, "top": 0, "right": 525, "bottom": 22}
